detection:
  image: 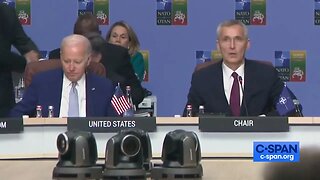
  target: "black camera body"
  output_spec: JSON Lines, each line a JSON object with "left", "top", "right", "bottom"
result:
{"left": 56, "top": 131, "right": 98, "bottom": 167}
{"left": 151, "top": 129, "right": 203, "bottom": 179}
{"left": 105, "top": 128, "right": 151, "bottom": 169}
{"left": 53, "top": 131, "right": 101, "bottom": 179}
{"left": 162, "top": 129, "right": 201, "bottom": 168}
{"left": 103, "top": 129, "right": 152, "bottom": 179}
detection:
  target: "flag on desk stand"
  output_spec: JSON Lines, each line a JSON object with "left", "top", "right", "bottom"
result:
{"left": 276, "top": 84, "right": 295, "bottom": 116}
{"left": 111, "top": 83, "right": 131, "bottom": 115}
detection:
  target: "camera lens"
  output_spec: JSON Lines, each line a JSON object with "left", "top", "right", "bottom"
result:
{"left": 57, "top": 133, "right": 69, "bottom": 155}
{"left": 121, "top": 134, "right": 141, "bottom": 157}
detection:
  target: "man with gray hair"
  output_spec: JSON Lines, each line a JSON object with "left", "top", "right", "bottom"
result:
{"left": 184, "top": 20, "right": 283, "bottom": 116}
{"left": 10, "top": 34, "right": 115, "bottom": 117}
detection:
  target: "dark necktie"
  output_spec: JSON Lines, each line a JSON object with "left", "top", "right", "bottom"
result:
{"left": 68, "top": 82, "right": 79, "bottom": 117}
{"left": 230, "top": 72, "right": 240, "bottom": 116}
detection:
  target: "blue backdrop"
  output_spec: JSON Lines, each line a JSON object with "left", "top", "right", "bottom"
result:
{"left": 20, "top": 0, "right": 319, "bottom": 116}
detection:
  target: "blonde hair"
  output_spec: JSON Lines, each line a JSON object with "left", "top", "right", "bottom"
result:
{"left": 106, "top": 21, "right": 140, "bottom": 56}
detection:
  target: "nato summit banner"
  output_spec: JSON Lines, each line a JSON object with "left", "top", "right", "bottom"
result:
{"left": 94, "top": 0, "right": 109, "bottom": 25}
{"left": 275, "top": 50, "right": 306, "bottom": 82}
{"left": 156, "top": 0, "right": 188, "bottom": 25}
{"left": 315, "top": 0, "right": 320, "bottom": 25}
{"left": 0, "top": 0, "right": 31, "bottom": 25}
{"left": 16, "top": 0, "right": 31, "bottom": 25}
{"left": 78, "top": 0, "right": 109, "bottom": 25}
{"left": 140, "top": 50, "right": 150, "bottom": 82}
{"left": 235, "top": 0, "right": 266, "bottom": 25}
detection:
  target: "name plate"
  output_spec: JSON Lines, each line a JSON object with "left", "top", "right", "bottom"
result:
{"left": 199, "top": 116, "right": 289, "bottom": 132}
{"left": 67, "top": 117, "right": 156, "bottom": 132}
{"left": 0, "top": 118, "right": 23, "bottom": 134}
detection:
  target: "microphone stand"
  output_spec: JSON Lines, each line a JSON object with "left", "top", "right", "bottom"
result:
{"left": 239, "top": 76, "right": 249, "bottom": 116}
{"left": 293, "top": 99, "right": 303, "bottom": 117}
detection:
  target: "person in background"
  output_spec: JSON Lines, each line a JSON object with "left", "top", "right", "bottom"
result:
{"left": 10, "top": 34, "right": 115, "bottom": 117}
{"left": 183, "top": 19, "right": 283, "bottom": 116}
{"left": 48, "top": 13, "right": 101, "bottom": 59}
{"left": 49, "top": 13, "right": 145, "bottom": 106}
{"left": 106, "top": 21, "right": 145, "bottom": 82}
{"left": 84, "top": 32, "right": 107, "bottom": 63}
{"left": 0, "top": 3, "right": 40, "bottom": 117}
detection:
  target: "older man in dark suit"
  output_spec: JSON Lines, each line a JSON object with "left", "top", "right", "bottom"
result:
{"left": 184, "top": 20, "right": 284, "bottom": 116}
{"left": 10, "top": 34, "right": 115, "bottom": 117}
{"left": 49, "top": 13, "right": 144, "bottom": 106}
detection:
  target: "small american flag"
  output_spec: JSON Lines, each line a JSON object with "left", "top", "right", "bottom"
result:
{"left": 111, "top": 84, "right": 131, "bottom": 115}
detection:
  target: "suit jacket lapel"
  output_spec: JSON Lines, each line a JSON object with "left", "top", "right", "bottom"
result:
{"left": 217, "top": 62, "right": 229, "bottom": 107}
{"left": 242, "top": 60, "right": 257, "bottom": 115}
{"left": 212, "top": 61, "right": 231, "bottom": 114}
{"left": 45, "top": 69, "right": 63, "bottom": 117}
{"left": 85, "top": 72, "right": 95, "bottom": 117}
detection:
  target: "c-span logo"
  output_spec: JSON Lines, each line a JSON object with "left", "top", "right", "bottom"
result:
{"left": 253, "top": 142, "right": 300, "bottom": 162}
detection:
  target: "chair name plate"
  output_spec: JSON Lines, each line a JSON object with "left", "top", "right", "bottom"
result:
{"left": 199, "top": 116, "right": 289, "bottom": 132}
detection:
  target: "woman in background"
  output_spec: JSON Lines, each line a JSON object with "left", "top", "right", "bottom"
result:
{"left": 106, "top": 21, "right": 145, "bottom": 82}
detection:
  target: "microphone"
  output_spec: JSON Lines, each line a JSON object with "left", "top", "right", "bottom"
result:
{"left": 238, "top": 76, "right": 249, "bottom": 116}
{"left": 292, "top": 99, "right": 303, "bottom": 117}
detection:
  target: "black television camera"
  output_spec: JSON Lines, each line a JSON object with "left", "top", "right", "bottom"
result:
{"left": 52, "top": 131, "right": 102, "bottom": 179}
{"left": 103, "top": 128, "right": 152, "bottom": 179}
{"left": 151, "top": 129, "right": 203, "bottom": 179}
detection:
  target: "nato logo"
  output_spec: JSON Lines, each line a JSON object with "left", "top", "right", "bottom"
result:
{"left": 78, "top": 0, "right": 93, "bottom": 12}
{"left": 275, "top": 51, "right": 290, "bottom": 67}
{"left": 253, "top": 142, "right": 300, "bottom": 162}
{"left": 1, "top": 0, "right": 15, "bottom": 8}
{"left": 316, "top": 0, "right": 320, "bottom": 10}
{"left": 157, "top": 0, "right": 172, "bottom": 11}
{"left": 235, "top": 0, "right": 250, "bottom": 11}
{"left": 196, "top": 51, "right": 211, "bottom": 65}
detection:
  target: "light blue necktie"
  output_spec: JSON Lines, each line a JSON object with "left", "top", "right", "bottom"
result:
{"left": 68, "top": 82, "right": 79, "bottom": 117}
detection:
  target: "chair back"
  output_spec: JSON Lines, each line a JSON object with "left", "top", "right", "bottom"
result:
{"left": 194, "top": 60, "right": 274, "bottom": 72}
{"left": 24, "top": 59, "right": 106, "bottom": 87}
{"left": 194, "top": 60, "right": 218, "bottom": 72}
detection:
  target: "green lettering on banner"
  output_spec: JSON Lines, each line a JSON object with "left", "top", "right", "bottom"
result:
{"left": 172, "top": 0, "right": 188, "bottom": 25}
{"left": 251, "top": 0, "right": 266, "bottom": 25}
{"left": 290, "top": 50, "right": 306, "bottom": 82}
{"left": 94, "top": 0, "right": 109, "bottom": 25}
{"left": 16, "top": 0, "right": 31, "bottom": 25}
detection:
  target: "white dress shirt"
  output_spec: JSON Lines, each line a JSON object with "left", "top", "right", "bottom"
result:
{"left": 59, "top": 74, "right": 86, "bottom": 117}
{"left": 222, "top": 62, "right": 245, "bottom": 105}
